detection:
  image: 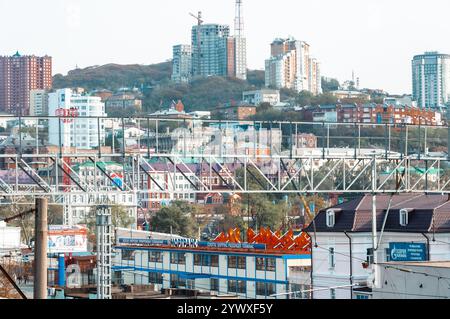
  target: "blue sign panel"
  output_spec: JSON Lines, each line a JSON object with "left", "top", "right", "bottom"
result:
{"left": 389, "top": 243, "right": 427, "bottom": 262}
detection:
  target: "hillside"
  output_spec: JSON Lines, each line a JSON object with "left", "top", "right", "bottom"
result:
{"left": 52, "top": 62, "right": 266, "bottom": 112}
{"left": 53, "top": 62, "right": 173, "bottom": 91}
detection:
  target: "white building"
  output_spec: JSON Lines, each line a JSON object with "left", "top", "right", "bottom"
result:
{"left": 412, "top": 52, "right": 450, "bottom": 109}
{"left": 172, "top": 44, "right": 192, "bottom": 84}
{"left": 265, "top": 38, "right": 321, "bottom": 94}
{"left": 0, "top": 221, "right": 21, "bottom": 257}
{"left": 65, "top": 161, "right": 137, "bottom": 226}
{"left": 305, "top": 194, "right": 450, "bottom": 299}
{"left": 242, "top": 89, "right": 280, "bottom": 106}
{"left": 48, "top": 89, "right": 107, "bottom": 150}
{"left": 139, "top": 163, "right": 198, "bottom": 211}
{"left": 29, "top": 89, "right": 49, "bottom": 116}
{"left": 113, "top": 237, "right": 311, "bottom": 299}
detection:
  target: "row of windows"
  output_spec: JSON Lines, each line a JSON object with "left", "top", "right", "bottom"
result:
{"left": 124, "top": 251, "right": 277, "bottom": 272}
{"left": 194, "top": 254, "right": 219, "bottom": 267}
{"left": 148, "top": 275, "right": 277, "bottom": 297}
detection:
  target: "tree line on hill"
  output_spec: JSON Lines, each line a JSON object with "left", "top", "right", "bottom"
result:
{"left": 53, "top": 62, "right": 343, "bottom": 115}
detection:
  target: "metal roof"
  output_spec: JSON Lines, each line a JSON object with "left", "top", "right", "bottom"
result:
{"left": 305, "top": 194, "right": 450, "bottom": 233}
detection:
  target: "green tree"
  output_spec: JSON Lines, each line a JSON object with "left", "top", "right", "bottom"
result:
{"left": 150, "top": 201, "right": 199, "bottom": 238}
{"left": 321, "top": 77, "right": 340, "bottom": 92}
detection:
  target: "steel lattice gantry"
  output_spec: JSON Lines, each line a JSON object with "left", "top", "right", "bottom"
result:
{"left": 0, "top": 116, "right": 450, "bottom": 206}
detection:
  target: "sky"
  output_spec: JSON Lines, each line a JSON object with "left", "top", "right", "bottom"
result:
{"left": 1, "top": 0, "right": 450, "bottom": 95}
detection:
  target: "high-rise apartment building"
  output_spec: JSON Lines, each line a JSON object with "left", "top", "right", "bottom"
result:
{"left": 48, "top": 89, "right": 106, "bottom": 150}
{"left": 265, "top": 38, "right": 321, "bottom": 95}
{"left": 412, "top": 52, "right": 450, "bottom": 109}
{"left": 191, "top": 24, "right": 230, "bottom": 77}
{"left": 171, "top": 44, "right": 192, "bottom": 84}
{"left": 173, "top": 1, "right": 247, "bottom": 83}
{"left": 309, "top": 58, "right": 322, "bottom": 95}
{"left": 0, "top": 52, "right": 52, "bottom": 115}
{"left": 29, "top": 89, "right": 49, "bottom": 116}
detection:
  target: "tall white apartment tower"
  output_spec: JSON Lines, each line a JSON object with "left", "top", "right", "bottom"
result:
{"left": 412, "top": 52, "right": 450, "bottom": 109}
{"left": 172, "top": 44, "right": 192, "bottom": 84}
{"left": 48, "top": 89, "right": 107, "bottom": 150}
{"left": 265, "top": 37, "right": 321, "bottom": 94}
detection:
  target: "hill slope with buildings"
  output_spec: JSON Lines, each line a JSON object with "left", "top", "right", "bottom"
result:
{"left": 53, "top": 62, "right": 266, "bottom": 112}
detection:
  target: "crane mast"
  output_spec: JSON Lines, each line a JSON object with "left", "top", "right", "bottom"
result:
{"left": 189, "top": 11, "right": 203, "bottom": 77}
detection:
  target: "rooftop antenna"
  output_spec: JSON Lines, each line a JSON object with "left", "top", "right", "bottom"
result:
{"left": 235, "top": 0, "right": 244, "bottom": 37}
{"left": 189, "top": 11, "right": 204, "bottom": 76}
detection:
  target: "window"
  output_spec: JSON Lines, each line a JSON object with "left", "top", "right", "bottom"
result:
{"left": 170, "top": 274, "right": 185, "bottom": 288}
{"left": 256, "top": 282, "right": 276, "bottom": 296}
{"left": 237, "top": 256, "right": 246, "bottom": 269}
{"left": 148, "top": 272, "right": 163, "bottom": 285}
{"left": 210, "top": 255, "right": 219, "bottom": 267}
{"left": 210, "top": 278, "right": 219, "bottom": 291}
{"left": 228, "top": 256, "right": 237, "bottom": 269}
{"left": 148, "top": 251, "right": 163, "bottom": 263}
{"left": 256, "top": 257, "right": 265, "bottom": 271}
{"left": 355, "top": 294, "right": 369, "bottom": 300}
{"left": 122, "top": 250, "right": 135, "bottom": 261}
{"left": 326, "top": 210, "right": 336, "bottom": 228}
{"left": 400, "top": 209, "right": 409, "bottom": 226}
{"left": 228, "top": 280, "right": 246, "bottom": 294}
{"left": 329, "top": 248, "right": 336, "bottom": 269}
{"left": 367, "top": 248, "right": 374, "bottom": 265}
{"left": 194, "top": 254, "right": 213, "bottom": 267}
{"left": 170, "top": 252, "right": 186, "bottom": 265}
{"left": 256, "top": 258, "right": 276, "bottom": 271}
{"left": 266, "top": 258, "right": 276, "bottom": 272}
{"left": 194, "top": 254, "right": 202, "bottom": 266}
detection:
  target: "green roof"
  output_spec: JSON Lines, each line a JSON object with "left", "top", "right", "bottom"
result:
{"left": 13, "top": 51, "right": 21, "bottom": 57}
{"left": 381, "top": 167, "right": 444, "bottom": 175}
{"left": 72, "top": 161, "right": 122, "bottom": 171}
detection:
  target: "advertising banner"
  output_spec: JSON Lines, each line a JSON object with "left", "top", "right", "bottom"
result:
{"left": 48, "top": 225, "right": 88, "bottom": 253}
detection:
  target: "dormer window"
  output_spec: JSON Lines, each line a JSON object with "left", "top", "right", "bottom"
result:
{"left": 326, "top": 210, "right": 336, "bottom": 228}
{"left": 400, "top": 209, "right": 409, "bottom": 226}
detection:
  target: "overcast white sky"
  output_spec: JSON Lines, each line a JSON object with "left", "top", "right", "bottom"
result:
{"left": 1, "top": 0, "right": 449, "bottom": 94}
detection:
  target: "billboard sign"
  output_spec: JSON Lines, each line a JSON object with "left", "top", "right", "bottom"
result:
{"left": 48, "top": 225, "right": 88, "bottom": 253}
{"left": 388, "top": 242, "right": 427, "bottom": 262}
{"left": 111, "top": 173, "right": 123, "bottom": 188}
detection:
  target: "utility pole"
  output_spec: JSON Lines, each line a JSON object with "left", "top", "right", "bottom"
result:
{"left": 96, "top": 206, "right": 112, "bottom": 299}
{"left": 34, "top": 197, "right": 48, "bottom": 299}
{"left": 371, "top": 155, "right": 379, "bottom": 290}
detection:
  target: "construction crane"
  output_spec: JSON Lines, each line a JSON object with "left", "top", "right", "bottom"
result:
{"left": 189, "top": 11, "right": 203, "bottom": 77}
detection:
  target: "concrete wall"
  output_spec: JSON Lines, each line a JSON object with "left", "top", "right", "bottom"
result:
{"left": 373, "top": 263, "right": 450, "bottom": 299}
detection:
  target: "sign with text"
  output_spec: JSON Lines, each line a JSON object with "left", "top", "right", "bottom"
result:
{"left": 48, "top": 225, "right": 88, "bottom": 253}
{"left": 389, "top": 243, "right": 427, "bottom": 262}
{"left": 118, "top": 238, "right": 267, "bottom": 250}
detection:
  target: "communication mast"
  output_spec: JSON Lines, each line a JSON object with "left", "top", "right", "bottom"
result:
{"left": 189, "top": 11, "right": 204, "bottom": 76}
